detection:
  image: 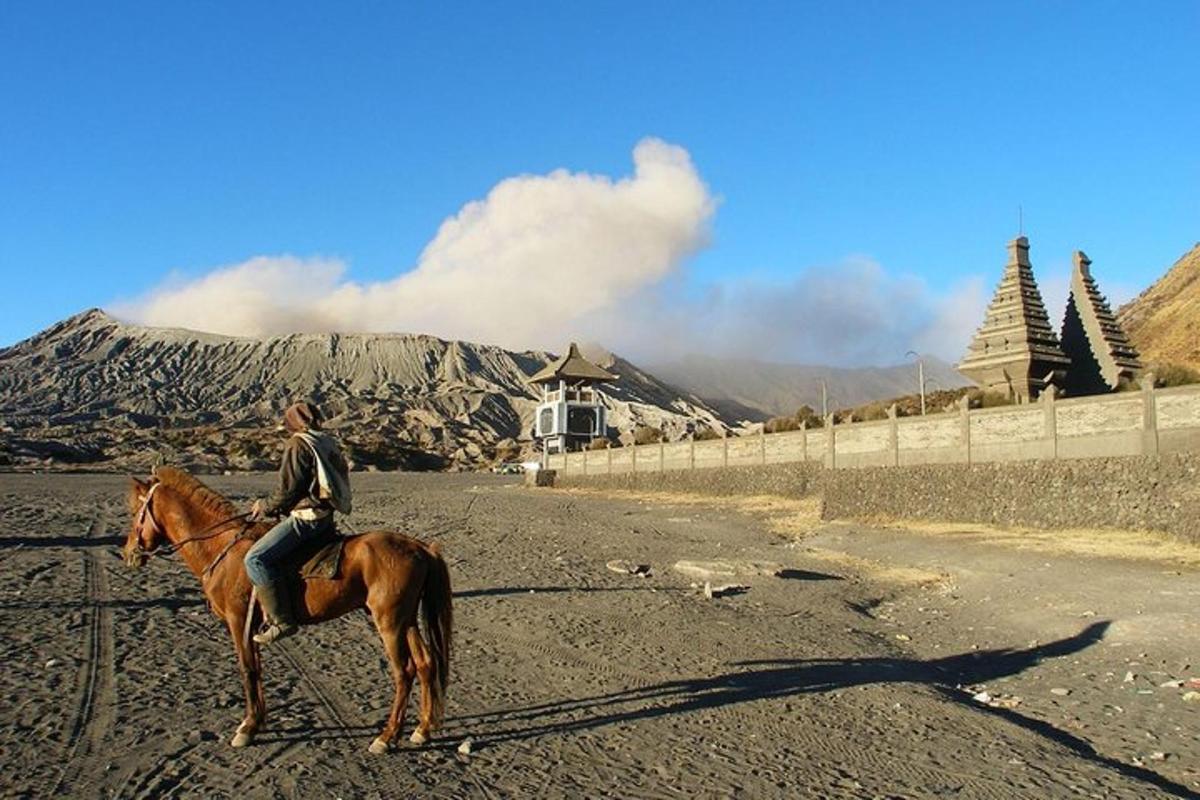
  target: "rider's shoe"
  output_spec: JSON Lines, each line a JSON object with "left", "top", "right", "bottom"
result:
{"left": 252, "top": 580, "right": 297, "bottom": 646}
{"left": 254, "top": 622, "right": 298, "bottom": 645}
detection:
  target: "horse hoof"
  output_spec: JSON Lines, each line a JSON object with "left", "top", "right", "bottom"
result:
{"left": 409, "top": 729, "right": 428, "bottom": 746}
{"left": 368, "top": 737, "right": 389, "bottom": 755}
{"left": 231, "top": 732, "right": 252, "bottom": 748}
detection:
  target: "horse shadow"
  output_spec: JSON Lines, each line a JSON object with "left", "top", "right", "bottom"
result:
{"left": 440, "top": 621, "right": 1195, "bottom": 797}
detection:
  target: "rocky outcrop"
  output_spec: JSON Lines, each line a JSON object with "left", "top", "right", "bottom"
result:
{"left": 1118, "top": 243, "right": 1200, "bottom": 372}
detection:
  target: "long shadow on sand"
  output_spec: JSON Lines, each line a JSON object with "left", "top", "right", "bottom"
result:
{"left": 444, "top": 621, "right": 1194, "bottom": 797}
{"left": 0, "top": 596, "right": 206, "bottom": 612}
{"left": 0, "top": 534, "right": 125, "bottom": 549}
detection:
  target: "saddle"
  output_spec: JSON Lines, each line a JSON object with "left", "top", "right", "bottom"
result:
{"left": 284, "top": 533, "right": 349, "bottom": 581}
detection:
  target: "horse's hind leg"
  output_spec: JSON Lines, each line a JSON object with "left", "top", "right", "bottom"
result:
{"left": 406, "top": 625, "right": 435, "bottom": 745}
{"left": 367, "top": 606, "right": 414, "bottom": 755}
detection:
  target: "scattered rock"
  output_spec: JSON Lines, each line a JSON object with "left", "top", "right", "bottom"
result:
{"left": 1050, "top": 688, "right": 1071, "bottom": 697}
{"left": 457, "top": 738, "right": 473, "bottom": 756}
{"left": 703, "top": 582, "right": 749, "bottom": 600}
{"left": 972, "top": 691, "right": 992, "bottom": 704}
{"left": 186, "top": 730, "right": 215, "bottom": 744}
{"left": 44, "top": 659, "right": 58, "bottom": 669}
{"left": 894, "top": 634, "right": 911, "bottom": 642}
{"left": 1149, "top": 751, "right": 1168, "bottom": 761}
{"left": 1124, "top": 671, "right": 1136, "bottom": 683}
{"left": 1182, "top": 691, "right": 1200, "bottom": 703}
{"left": 1159, "top": 680, "right": 1184, "bottom": 688}
{"left": 606, "top": 560, "right": 651, "bottom": 577}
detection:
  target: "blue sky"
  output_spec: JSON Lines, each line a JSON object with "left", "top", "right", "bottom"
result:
{"left": 1, "top": 2, "right": 1197, "bottom": 363}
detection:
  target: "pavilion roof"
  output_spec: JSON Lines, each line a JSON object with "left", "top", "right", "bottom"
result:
{"left": 528, "top": 342, "right": 617, "bottom": 384}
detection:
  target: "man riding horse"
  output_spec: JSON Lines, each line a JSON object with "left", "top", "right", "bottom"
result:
{"left": 246, "top": 400, "right": 352, "bottom": 645}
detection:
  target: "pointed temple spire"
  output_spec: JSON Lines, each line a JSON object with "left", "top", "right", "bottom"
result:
{"left": 958, "top": 236, "right": 1071, "bottom": 402}
{"left": 1060, "top": 250, "right": 1142, "bottom": 394}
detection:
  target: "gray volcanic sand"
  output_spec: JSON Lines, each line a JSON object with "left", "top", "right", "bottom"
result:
{"left": 1, "top": 473, "right": 1198, "bottom": 798}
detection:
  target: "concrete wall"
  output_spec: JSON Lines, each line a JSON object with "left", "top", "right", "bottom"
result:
{"left": 556, "top": 453, "right": 1200, "bottom": 542}
{"left": 821, "top": 453, "right": 1200, "bottom": 541}
{"left": 548, "top": 383, "right": 1200, "bottom": 479}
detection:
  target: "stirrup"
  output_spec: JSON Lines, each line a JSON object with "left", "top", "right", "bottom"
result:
{"left": 253, "top": 622, "right": 297, "bottom": 645}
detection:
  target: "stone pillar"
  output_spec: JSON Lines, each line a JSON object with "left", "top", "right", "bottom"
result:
{"left": 1142, "top": 372, "right": 1159, "bottom": 455}
{"left": 825, "top": 414, "right": 836, "bottom": 469}
{"left": 800, "top": 421, "right": 808, "bottom": 462}
{"left": 958, "top": 395, "right": 971, "bottom": 464}
{"left": 887, "top": 404, "right": 899, "bottom": 467}
{"left": 1041, "top": 384, "right": 1058, "bottom": 460}
{"left": 760, "top": 425, "right": 767, "bottom": 465}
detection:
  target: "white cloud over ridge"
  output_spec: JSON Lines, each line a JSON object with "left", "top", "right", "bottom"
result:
{"left": 113, "top": 138, "right": 986, "bottom": 366}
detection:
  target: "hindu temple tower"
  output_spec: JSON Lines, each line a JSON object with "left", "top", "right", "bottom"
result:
{"left": 1059, "top": 250, "right": 1143, "bottom": 395}
{"left": 958, "top": 236, "right": 1071, "bottom": 401}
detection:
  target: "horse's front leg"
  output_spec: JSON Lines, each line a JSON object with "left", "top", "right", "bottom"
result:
{"left": 227, "top": 614, "right": 266, "bottom": 747}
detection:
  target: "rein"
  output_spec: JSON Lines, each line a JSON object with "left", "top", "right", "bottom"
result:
{"left": 134, "top": 484, "right": 257, "bottom": 578}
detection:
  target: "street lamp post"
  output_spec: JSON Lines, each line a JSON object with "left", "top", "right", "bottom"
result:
{"left": 906, "top": 351, "right": 926, "bottom": 416}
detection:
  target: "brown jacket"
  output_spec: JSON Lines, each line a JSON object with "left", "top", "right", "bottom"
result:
{"left": 262, "top": 435, "right": 330, "bottom": 516}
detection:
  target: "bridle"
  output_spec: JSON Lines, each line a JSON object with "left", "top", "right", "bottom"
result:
{"left": 131, "top": 482, "right": 256, "bottom": 578}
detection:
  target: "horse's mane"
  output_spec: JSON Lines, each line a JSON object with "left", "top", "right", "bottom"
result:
{"left": 154, "top": 466, "right": 239, "bottom": 519}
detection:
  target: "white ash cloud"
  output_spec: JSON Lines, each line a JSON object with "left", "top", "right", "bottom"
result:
{"left": 115, "top": 138, "right": 715, "bottom": 347}
{"left": 112, "top": 137, "right": 986, "bottom": 366}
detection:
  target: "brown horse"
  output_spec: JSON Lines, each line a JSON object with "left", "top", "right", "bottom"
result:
{"left": 122, "top": 467, "right": 452, "bottom": 754}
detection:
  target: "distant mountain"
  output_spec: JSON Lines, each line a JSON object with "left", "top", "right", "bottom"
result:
{"left": 646, "top": 354, "right": 971, "bottom": 421}
{"left": 0, "top": 310, "right": 726, "bottom": 471}
{"left": 1117, "top": 243, "right": 1200, "bottom": 372}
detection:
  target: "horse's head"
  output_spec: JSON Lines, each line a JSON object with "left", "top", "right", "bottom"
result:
{"left": 124, "top": 475, "right": 164, "bottom": 568}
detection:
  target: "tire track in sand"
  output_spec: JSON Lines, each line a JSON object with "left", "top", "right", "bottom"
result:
{"left": 47, "top": 502, "right": 118, "bottom": 798}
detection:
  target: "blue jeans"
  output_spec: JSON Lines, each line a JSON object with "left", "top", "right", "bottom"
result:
{"left": 244, "top": 514, "right": 334, "bottom": 586}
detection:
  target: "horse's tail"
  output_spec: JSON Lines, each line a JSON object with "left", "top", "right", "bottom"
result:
{"left": 420, "top": 542, "right": 453, "bottom": 728}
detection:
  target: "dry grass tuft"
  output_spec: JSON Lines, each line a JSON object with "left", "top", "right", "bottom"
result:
{"left": 857, "top": 515, "right": 1200, "bottom": 567}
{"left": 799, "top": 545, "right": 954, "bottom": 591}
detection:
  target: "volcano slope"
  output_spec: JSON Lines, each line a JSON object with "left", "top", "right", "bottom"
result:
{"left": 0, "top": 309, "right": 725, "bottom": 473}
{"left": 1, "top": 471, "right": 1197, "bottom": 798}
